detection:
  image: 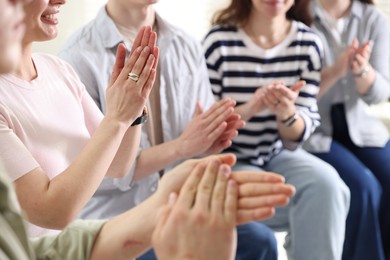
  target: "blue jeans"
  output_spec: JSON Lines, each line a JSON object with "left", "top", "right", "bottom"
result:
{"left": 233, "top": 149, "right": 350, "bottom": 260}
{"left": 312, "top": 104, "right": 390, "bottom": 260}
{"left": 137, "top": 222, "right": 278, "bottom": 260}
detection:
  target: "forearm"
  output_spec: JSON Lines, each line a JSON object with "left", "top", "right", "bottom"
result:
{"left": 318, "top": 66, "right": 342, "bottom": 99}
{"left": 277, "top": 116, "right": 305, "bottom": 142}
{"left": 107, "top": 125, "right": 142, "bottom": 178}
{"left": 133, "top": 140, "right": 185, "bottom": 181}
{"left": 90, "top": 194, "right": 162, "bottom": 260}
{"left": 17, "top": 117, "right": 130, "bottom": 229}
{"left": 234, "top": 102, "right": 265, "bottom": 122}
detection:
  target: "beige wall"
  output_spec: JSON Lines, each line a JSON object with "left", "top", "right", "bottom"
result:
{"left": 33, "top": 0, "right": 390, "bottom": 55}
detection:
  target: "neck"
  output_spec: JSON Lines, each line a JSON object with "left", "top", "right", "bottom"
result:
{"left": 106, "top": 0, "right": 155, "bottom": 31}
{"left": 12, "top": 42, "right": 37, "bottom": 81}
{"left": 318, "top": 0, "right": 352, "bottom": 18}
{"left": 244, "top": 13, "right": 291, "bottom": 49}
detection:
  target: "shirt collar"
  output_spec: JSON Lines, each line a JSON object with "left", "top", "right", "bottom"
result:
{"left": 313, "top": 0, "right": 365, "bottom": 23}
{"left": 95, "top": 6, "right": 125, "bottom": 49}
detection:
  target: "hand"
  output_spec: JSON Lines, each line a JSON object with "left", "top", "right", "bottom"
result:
{"left": 174, "top": 98, "right": 240, "bottom": 159}
{"left": 262, "top": 81, "right": 305, "bottom": 121}
{"left": 351, "top": 40, "right": 372, "bottom": 76}
{"left": 105, "top": 26, "right": 159, "bottom": 127}
{"left": 333, "top": 38, "right": 358, "bottom": 79}
{"left": 152, "top": 160, "right": 238, "bottom": 260}
{"left": 155, "top": 153, "right": 296, "bottom": 224}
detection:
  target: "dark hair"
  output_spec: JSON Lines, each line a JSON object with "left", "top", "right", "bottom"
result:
{"left": 357, "top": 0, "right": 374, "bottom": 4}
{"left": 212, "top": 0, "right": 313, "bottom": 27}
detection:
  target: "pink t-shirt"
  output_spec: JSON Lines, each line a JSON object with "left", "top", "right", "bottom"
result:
{"left": 0, "top": 53, "right": 103, "bottom": 237}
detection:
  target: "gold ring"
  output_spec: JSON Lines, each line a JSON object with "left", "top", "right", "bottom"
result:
{"left": 128, "top": 72, "right": 139, "bottom": 82}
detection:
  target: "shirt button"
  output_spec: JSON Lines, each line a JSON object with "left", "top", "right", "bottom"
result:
{"left": 150, "top": 185, "right": 157, "bottom": 192}
{"left": 342, "top": 79, "right": 347, "bottom": 85}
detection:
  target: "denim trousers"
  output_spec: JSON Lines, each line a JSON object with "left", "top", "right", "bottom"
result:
{"left": 233, "top": 149, "right": 350, "bottom": 260}
{"left": 312, "top": 104, "right": 390, "bottom": 260}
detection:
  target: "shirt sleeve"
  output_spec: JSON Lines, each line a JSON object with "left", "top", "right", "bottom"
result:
{"left": 203, "top": 28, "right": 224, "bottom": 102}
{"left": 0, "top": 106, "right": 40, "bottom": 181}
{"left": 280, "top": 30, "right": 323, "bottom": 150}
{"left": 31, "top": 220, "right": 106, "bottom": 260}
{"left": 361, "top": 10, "right": 390, "bottom": 104}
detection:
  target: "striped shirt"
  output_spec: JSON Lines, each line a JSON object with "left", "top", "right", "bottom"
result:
{"left": 203, "top": 21, "right": 323, "bottom": 166}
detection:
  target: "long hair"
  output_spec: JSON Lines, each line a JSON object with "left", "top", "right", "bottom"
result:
{"left": 212, "top": 0, "right": 313, "bottom": 27}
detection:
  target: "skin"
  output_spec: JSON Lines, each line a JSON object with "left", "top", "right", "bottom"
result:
{"left": 104, "top": 0, "right": 245, "bottom": 181}
{"left": 0, "top": 2, "right": 295, "bottom": 259}
{"left": 10, "top": 0, "right": 159, "bottom": 229}
{"left": 90, "top": 153, "right": 296, "bottom": 260}
{"left": 235, "top": 0, "right": 306, "bottom": 142}
{"left": 0, "top": 0, "right": 25, "bottom": 73}
{"left": 317, "top": 0, "right": 376, "bottom": 98}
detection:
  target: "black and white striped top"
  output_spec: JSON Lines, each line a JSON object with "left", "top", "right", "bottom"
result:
{"left": 203, "top": 21, "right": 323, "bottom": 166}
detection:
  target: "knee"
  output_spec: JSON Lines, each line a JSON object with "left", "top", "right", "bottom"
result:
{"left": 303, "top": 162, "right": 351, "bottom": 210}
{"left": 236, "top": 222, "right": 277, "bottom": 260}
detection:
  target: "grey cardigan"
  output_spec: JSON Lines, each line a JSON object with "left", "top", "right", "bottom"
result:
{"left": 304, "top": 0, "right": 390, "bottom": 152}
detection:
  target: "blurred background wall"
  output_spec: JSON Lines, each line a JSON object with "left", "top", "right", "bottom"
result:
{"left": 33, "top": 0, "right": 390, "bottom": 55}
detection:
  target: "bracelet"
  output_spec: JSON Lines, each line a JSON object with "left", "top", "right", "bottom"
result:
{"left": 353, "top": 65, "right": 370, "bottom": 78}
{"left": 131, "top": 106, "right": 148, "bottom": 126}
{"left": 280, "top": 112, "right": 299, "bottom": 127}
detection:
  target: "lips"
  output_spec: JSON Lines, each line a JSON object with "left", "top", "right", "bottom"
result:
{"left": 41, "top": 6, "right": 60, "bottom": 25}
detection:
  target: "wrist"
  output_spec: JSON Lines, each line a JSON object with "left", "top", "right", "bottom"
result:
{"left": 353, "top": 64, "right": 371, "bottom": 78}
{"left": 279, "top": 111, "right": 299, "bottom": 127}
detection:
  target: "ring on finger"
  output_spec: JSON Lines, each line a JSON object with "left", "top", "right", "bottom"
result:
{"left": 127, "top": 72, "right": 139, "bottom": 82}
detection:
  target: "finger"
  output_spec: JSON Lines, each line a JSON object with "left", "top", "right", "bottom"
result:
{"left": 152, "top": 46, "right": 159, "bottom": 69}
{"left": 136, "top": 52, "right": 156, "bottom": 87}
{"left": 290, "top": 80, "right": 306, "bottom": 92}
{"left": 225, "top": 179, "right": 238, "bottom": 224}
{"left": 232, "top": 171, "right": 285, "bottom": 184}
{"left": 130, "top": 26, "right": 146, "bottom": 53}
{"left": 194, "top": 160, "right": 220, "bottom": 211}
{"left": 148, "top": 31, "right": 157, "bottom": 51}
{"left": 207, "top": 153, "right": 237, "bottom": 167}
{"left": 193, "top": 101, "right": 203, "bottom": 118}
{"left": 140, "top": 68, "right": 157, "bottom": 98}
{"left": 351, "top": 38, "right": 359, "bottom": 49}
{"left": 237, "top": 207, "right": 275, "bottom": 224}
{"left": 202, "top": 103, "right": 235, "bottom": 135}
{"left": 127, "top": 46, "right": 151, "bottom": 79}
{"left": 140, "top": 25, "right": 152, "bottom": 47}
{"left": 353, "top": 54, "right": 365, "bottom": 67}
{"left": 153, "top": 197, "right": 175, "bottom": 240}
{"left": 176, "top": 162, "right": 206, "bottom": 209}
{"left": 211, "top": 164, "right": 231, "bottom": 215}
{"left": 239, "top": 194, "right": 291, "bottom": 209}
{"left": 118, "top": 46, "right": 143, "bottom": 80}
{"left": 239, "top": 183, "right": 296, "bottom": 197}
{"left": 108, "top": 43, "right": 127, "bottom": 87}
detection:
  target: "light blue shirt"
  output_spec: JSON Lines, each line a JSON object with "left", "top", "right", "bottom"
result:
{"left": 59, "top": 7, "right": 215, "bottom": 219}
{"left": 304, "top": 1, "right": 390, "bottom": 152}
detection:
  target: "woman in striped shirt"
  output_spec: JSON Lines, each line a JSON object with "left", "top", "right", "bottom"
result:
{"left": 203, "top": 0, "right": 350, "bottom": 259}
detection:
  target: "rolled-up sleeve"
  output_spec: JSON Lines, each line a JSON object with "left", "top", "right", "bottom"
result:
{"left": 31, "top": 220, "right": 106, "bottom": 260}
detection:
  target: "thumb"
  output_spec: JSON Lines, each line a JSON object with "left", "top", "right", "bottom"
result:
{"left": 193, "top": 101, "right": 203, "bottom": 118}
{"left": 352, "top": 38, "right": 359, "bottom": 49}
{"left": 108, "top": 43, "right": 127, "bottom": 88}
{"left": 291, "top": 80, "right": 306, "bottom": 92}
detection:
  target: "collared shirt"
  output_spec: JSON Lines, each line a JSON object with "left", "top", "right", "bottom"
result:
{"left": 304, "top": 1, "right": 390, "bottom": 152}
{"left": 0, "top": 168, "right": 105, "bottom": 259}
{"left": 59, "top": 7, "right": 215, "bottom": 219}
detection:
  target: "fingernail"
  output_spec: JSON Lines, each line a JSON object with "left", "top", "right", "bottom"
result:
{"left": 143, "top": 46, "right": 150, "bottom": 53}
{"left": 220, "top": 164, "right": 231, "bottom": 177}
{"left": 136, "top": 46, "right": 142, "bottom": 53}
